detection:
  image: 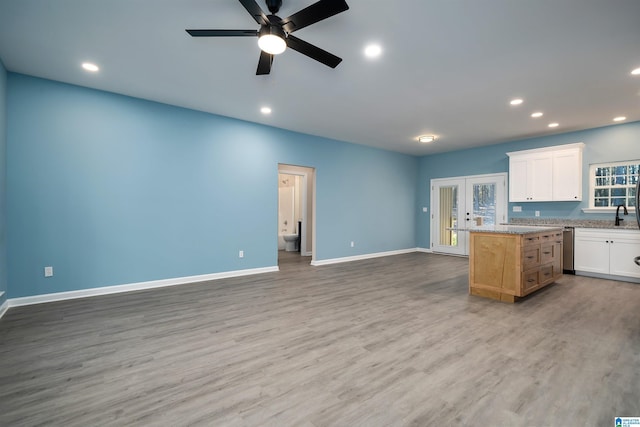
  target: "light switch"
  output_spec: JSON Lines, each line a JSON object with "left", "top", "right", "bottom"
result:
{"left": 44, "top": 266, "right": 53, "bottom": 277}
{"left": 422, "top": 207, "right": 428, "bottom": 212}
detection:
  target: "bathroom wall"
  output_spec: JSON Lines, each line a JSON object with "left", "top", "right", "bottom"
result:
{"left": 6, "top": 73, "right": 418, "bottom": 298}
{"left": 417, "top": 121, "right": 640, "bottom": 248}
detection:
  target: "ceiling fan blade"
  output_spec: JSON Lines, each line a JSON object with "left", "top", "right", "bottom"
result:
{"left": 286, "top": 35, "right": 342, "bottom": 68}
{"left": 281, "top": 0, "right": 349, "bottom": 34}
{"left": 256, "top": 50, "right": 274, "bottom": 75}
{"left": 186, "top": 29, "right": 258, "bottom": 37}
{"left": 238, "top": 0, "right": 269, "bottom": 26}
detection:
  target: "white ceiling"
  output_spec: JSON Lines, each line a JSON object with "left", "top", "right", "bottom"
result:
{"left": 1, "top": 0, "right": 639, "bottom": 156}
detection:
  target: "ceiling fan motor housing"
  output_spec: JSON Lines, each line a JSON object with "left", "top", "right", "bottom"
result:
{"left": 259, "top": 23, "right": 286, "bottom": 39}
{"left": 265, "top": 0, "right": 282, "bottom": 14}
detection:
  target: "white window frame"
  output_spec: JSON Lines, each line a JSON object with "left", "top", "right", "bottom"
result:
{"left": 582, "top": 160, "right": 639, "bottom": 213}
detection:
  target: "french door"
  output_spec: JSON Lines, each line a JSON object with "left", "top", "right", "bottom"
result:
{"left": 431, "top": 173, "right": 507, "bottom": 255}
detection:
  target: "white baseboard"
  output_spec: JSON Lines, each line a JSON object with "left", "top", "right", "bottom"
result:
{"left": 7, "top": 266, "right": 279, "bottom": 309}
{"left": 416, "top": 247, "right": 433, "bottom": 253}
{"left": 311, "top": 248, "right": 418, "bottom": 266}
{"left": 575, "top": 271, "right": 640, "bottom": 284}
{"left": 0, "top": 298, "right": 8, "bottom": 320}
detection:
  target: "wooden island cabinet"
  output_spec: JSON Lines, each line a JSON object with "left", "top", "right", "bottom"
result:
{"left": 469, "top": 226, "right": 563, "bottom": 303}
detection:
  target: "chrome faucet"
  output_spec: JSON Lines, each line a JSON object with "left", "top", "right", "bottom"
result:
{"left": 615, "top": 204, "right": 628, "bottom": 226}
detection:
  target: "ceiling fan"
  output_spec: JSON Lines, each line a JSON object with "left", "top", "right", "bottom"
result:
{"left": 186, "top": 0, "right": 349, "bottom": 75}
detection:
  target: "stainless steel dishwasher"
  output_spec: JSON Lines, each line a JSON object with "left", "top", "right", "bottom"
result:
{"left": 562, "top": 227, "right": 575, "bottom": 274}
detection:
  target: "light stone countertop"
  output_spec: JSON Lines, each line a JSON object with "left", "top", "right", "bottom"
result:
{"left": 468, "top": 225, "right": 563, "bottom": 235}
{"left": 508, "top": 217, "right": 640, "bottom": 230}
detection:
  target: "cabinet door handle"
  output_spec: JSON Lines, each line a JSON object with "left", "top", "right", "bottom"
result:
{"left": 527, "top": 279, "right": 535, "bottom": 283}
{"left": 526, "top": 256, "right": 535, "bottom": 259}
{"left": 543, "top": 251, "right": 551, "bottom": 255}
{"left": 543, "top": 235, "right": 550, "bottom": 238}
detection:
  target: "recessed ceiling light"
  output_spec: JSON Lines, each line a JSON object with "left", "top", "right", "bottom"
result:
{"left": 260, "top": 106, "right": 272, "bottom": 115}
{"left": 631, "top": 67, "right": 640, "bottom": 76}
{"left": 510, "top": 98, "right": 523, "bottom": 106}
{"left": 81, "top": 62, "right": 99, "bottom": 72}
{"left": 364, "top": 44, "right": 382, "bottom": 58}
{"left": 613, "top": 116, "right": 626, "bottom": 122}
{"left": 548, "top": 122, "right": 559, "bottom": 128}
{"left": 531, "top": 112, "right": 543, "bottom": 118}
{"left": 418, "top": 135, "right": 436, "bottom": 143}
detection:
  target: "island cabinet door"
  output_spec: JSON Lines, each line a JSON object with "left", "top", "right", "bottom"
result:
{"left": 523, "top": 247, "right": 540, "bottom": 270}
{"left": 522, "top": 270, "right": 540, "bottom": 294}
{"left": 540, "top": 243, "right": 555, "bottom": 264}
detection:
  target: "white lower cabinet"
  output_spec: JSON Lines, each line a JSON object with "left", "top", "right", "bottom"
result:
{"left": 575, "top": 228, "right": 640, "bottom": 280}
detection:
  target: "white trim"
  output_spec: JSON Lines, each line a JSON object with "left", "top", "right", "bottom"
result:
{"left": 0, "top": 299, "right": 8, "bottom": 320}
{"left": 587, "top": 159, "right": 640, "bottom": 209}
{"left": 506, "top": 142, "right": 585, "bottom": 157}
{"left": 310, "top": 248, "right": 417, "bottom": 266}
{"left": 278, "top": 165, "right": 316, "bottom": 264}
{"left": 416, "top": 247, "right": 433, "bottom": 253}
{"left": 7, "top": 266, "right": 279, "bottom": 308}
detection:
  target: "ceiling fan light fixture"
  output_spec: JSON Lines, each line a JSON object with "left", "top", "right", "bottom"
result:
{"left": 258, "top": 26, "right": 286, "bottom": 55}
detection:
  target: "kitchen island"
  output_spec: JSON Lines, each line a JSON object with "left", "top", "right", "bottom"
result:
{"left": 469, "top": 225, "right": 563, "bottom": 302}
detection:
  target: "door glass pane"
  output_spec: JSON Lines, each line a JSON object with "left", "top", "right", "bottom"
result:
{"left": 472, "top": 183, "right": 497, "bottom": 226}
{"left": 439, "top": 186, "right": 458, "bottom": 246}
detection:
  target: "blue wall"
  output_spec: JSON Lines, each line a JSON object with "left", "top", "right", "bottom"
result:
{"left": 416, "top": 121, "right": 640, "bottom": 248}
{"left": 0, "top": 60, "right": 6, "bottom": 306}
{"left": 7, "top": 74, "right": 417, "bottom": 298}
{"left": 5, "top": 71, "right": 638, "bottom": 299}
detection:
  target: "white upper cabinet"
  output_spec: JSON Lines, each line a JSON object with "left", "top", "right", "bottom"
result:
{"left": 507, "top": 143, "right": 584, "bottom": 202}
{"left": 552, "top": 148, "right": 583, "bottom": 201}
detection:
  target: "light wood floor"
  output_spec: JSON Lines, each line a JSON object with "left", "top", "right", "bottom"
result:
{"left": 1, "top": 252, "right": 639, "bottom": 426}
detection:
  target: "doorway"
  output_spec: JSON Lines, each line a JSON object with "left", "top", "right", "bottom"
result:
{"left": 430, "top": 173, "right": 507, "bottom": 255}
{"left": 277, "top": 164, "right": 315, "bottom": 266}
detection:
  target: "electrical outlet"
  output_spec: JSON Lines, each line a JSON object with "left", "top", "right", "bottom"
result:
{"left": 535, "top": 210, "right": 540, "bottom": 217}
{"left": 422, "top": 207, "right": 428, "bottom": 212}
{"left": 44, "top": 266, "right": 53, "bottom": 277}
{"left": 512, "top": 206, "right": 522, "bottom": 212}
{"left": 239, "top": 250, "right": 244, "bottom": 258}
{"left": 350, "top": 241, "right": 355, "bottom": 247}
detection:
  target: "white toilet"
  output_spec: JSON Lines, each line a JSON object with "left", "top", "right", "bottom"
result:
{"left": 283, "top": 234, "right": 298, "bottom": 252}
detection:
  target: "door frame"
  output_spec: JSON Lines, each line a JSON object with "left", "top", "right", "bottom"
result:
{"left": 278, "top": 165, "right": 315, "bottom": 259}
{"left": 430, "top": 172, "right": 508, "bottom": 255}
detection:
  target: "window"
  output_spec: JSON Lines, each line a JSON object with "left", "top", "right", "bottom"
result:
{"left": 589, "top": 160, "right": 639, "bottom": 209}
